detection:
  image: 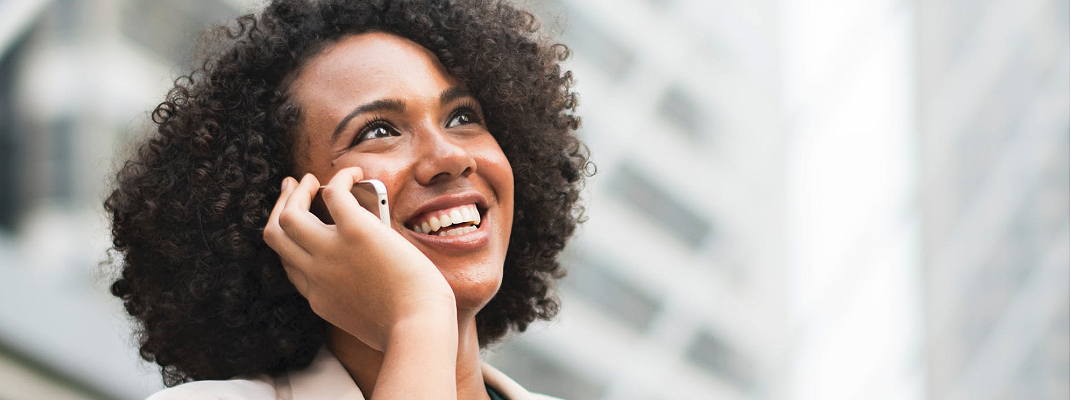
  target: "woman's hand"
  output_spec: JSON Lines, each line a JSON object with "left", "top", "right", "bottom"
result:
{"left": 262, "top": 167, "right": 457, "bottom": 352}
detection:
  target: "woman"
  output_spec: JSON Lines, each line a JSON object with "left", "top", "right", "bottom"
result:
{"left": 105, "top": 0, "right": 588, "bottom": 398}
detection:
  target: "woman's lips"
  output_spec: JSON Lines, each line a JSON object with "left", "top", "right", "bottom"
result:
{"left": 398, "top": 191, "right": 492, "bottom": 253}
{"left": 402, "top": 210, "right": 490, "bottom": 253}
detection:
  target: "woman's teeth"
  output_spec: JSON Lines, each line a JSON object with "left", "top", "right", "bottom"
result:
{"left": 409, "top": 204, "right": 481, "bottom": 235}
{"left": 437, "top": 225, "right": 478, "bottom": 236}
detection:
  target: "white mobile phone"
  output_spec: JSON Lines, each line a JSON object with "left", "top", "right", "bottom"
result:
{"left": 310, "top": 179, "right": 390, "bottom": 225}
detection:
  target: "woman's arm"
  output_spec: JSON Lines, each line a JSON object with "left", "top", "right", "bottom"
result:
{"left": 374, "top": 306, "right": 459, "bottom": 398}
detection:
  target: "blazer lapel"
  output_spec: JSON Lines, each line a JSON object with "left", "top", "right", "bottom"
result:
{"left": 482, "top": 362, "right": 542, "bottom": 400}
{"left": 287, "top": 348, "right": 365, "bottom": 400}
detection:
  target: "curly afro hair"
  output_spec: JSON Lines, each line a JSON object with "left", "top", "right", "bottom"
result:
{"left": 105, "top": 0, "right": 588, "bottom": 387}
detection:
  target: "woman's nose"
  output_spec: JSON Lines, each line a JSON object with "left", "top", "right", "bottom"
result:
{"left": 414, "top": 126, "right": 477, "bottom": 186}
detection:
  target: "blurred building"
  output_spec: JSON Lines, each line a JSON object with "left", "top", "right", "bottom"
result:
{"left": 915, "top": 0, "right": 1070, "bottom": 399}
{"left": 0, "top": 0, "right": 244, "bottom": 399}
{"left": 485, "top": 0, "right": 790, "bottom": 399}
{"left": 778, "top": 0, "right": 925, "bottom": 398}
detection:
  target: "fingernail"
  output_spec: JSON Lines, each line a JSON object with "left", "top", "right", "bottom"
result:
{"left": 280, "top": 178, "right": 289, "bottom": 191}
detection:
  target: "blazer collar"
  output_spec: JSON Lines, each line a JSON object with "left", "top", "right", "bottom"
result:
{"left": 286, "top": 348, "right": 538, "bottom": 400}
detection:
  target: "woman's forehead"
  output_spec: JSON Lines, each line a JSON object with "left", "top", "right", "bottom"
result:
{"left": 291, "top": 32, "right": 459, "bottom": 105}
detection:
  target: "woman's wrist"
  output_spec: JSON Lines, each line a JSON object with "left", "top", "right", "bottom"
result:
{"left": 373, "top": 305, "right": 460, "bottom": 399}
{"left": 386, "top": 299, "right": 459, "bottom": 346}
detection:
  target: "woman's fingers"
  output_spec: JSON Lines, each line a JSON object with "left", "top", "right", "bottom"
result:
{"left": 279, "top": 174, "right": 332, "bottom": 250}
{"left": 264, "top": 176, "right": 315, "bottom": 295}
{"left": 264, "top": 177, "right": 312, "bottom": 263}
{"left": 323, "top": 167, "right": 379, "bottom": 231}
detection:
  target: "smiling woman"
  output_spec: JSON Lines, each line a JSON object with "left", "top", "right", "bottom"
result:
{"left": 104, "top": 0, "right": 589, "bottom": 399}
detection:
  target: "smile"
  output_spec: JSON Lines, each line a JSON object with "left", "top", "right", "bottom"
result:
{"left": 407, "top": 204, "right": 481, "bottom": 236}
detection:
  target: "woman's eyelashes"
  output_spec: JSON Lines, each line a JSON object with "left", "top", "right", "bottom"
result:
{"left": 352, "top": 117, "right": 400, "bottom": 146}
{"left": 446, "top": 104, "right": 484, "bottom": 128}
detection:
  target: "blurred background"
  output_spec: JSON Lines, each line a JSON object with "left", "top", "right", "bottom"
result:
{"left": 0, "top": 0, "right": 1066, "bottom": 399}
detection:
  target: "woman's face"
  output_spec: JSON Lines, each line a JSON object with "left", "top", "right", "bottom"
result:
{"left": 288, "top": 32, "right": 513, "bottom": 312}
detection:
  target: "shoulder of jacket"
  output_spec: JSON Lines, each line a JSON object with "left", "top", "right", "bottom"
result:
{"left": 481, "top": 362, "right": 567, "bottom": 400}
{"left": 530, "top": 394, "right": 566, "bottom": 400}
{"left": 144, "top": 376, "right": 277, "bottom": 400}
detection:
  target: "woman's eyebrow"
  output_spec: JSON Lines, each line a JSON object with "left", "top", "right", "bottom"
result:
{"left": 331, "top": 99, "right": 405, "bottom": 142}
{"left": 440, "top": 86, "right": 475, "bottom": 105}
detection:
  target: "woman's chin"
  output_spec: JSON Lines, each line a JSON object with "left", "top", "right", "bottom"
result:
{"left": 442, "top": 267, "right": 502, "bottom": 313}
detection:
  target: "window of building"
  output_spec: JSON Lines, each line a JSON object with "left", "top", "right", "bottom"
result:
{"left": 0, "top": 37, "right": 25, "bottom": 231}
{"left": 120, "top": 0, "right": 239, "bottom": 65}
{"left": 686, "top": 329, "right": 755, "bottom": 393}
{"left": 608, "top": 162, "right": 713, "bottom": 249}
{"left": 657, "top": 84, "right": 709, "bottom": 142}
{"left": 551, "top": 2, "right": 635, "bottom": 81}
{"left": 564, "top": 254, "right": 661, "bottom": 331}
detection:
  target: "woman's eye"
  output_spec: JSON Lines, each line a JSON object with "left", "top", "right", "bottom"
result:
{"left": 356, "top": 123, "right": 399, "bottom": 144}
{"left": 446, "top": 110, "right": 480, "bottom": 128}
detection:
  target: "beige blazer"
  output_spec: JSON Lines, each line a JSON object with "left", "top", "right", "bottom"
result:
{"left": 145, "top": 348, "right": 559, "bottom": 400}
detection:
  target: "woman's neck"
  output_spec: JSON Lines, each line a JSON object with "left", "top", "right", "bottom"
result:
{"left": 327, "top": 313, "right": 490, "bottom": 400}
